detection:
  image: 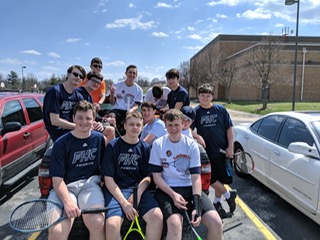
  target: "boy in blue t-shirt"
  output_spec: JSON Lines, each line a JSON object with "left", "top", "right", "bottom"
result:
{"left": 48, "top": 100, "right": 107, "bottom": 240}
{"left": 191, "top": 84, "right": 237, "bottom": 219}
{"left": 101, "top": 111, "right": 163, "bottom": 240}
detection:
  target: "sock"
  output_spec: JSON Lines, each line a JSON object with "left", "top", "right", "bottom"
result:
{"left": 223, "top": 191, "right": 231, "bottom": 200}
{"left": 214, "top": 197, "right": 221, "bottom": 204}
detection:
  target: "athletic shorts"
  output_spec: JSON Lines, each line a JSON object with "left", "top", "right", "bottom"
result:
{"left": 103, "top": 187, "right": 159, "bottom": 219}
{"left": 48, "top": 175, "right": 105, "bottom": 209}
{"left": 210, "top": 157, "right": 233, "bottom": 184}
{"left": 154, "top": 187, "right": 215, "bottom": 221}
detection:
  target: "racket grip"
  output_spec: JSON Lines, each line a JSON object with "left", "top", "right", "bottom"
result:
{"left": 82, "top": 207, "right": 108, "bottom": 214}
{"left": 193, "top": 194, "right": 202, "bottom": 220}
{"left": 133, "top": 186, "right": 138, "bottom": 210}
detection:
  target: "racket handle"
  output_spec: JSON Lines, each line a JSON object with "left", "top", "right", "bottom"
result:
{"left": 219, "top": 149, "right": 226, "bottom": 154}
{"left": 82, "top": 207, "right": 108, "bottom": 214}
{"left": 133, "top": 185, "right": 138, "bottom": 210}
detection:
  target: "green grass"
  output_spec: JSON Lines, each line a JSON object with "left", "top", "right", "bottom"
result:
{"left": 192, "top": 100, "right": 320, "bottom": 115}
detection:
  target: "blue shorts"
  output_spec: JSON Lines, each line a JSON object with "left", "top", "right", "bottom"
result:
{"left": 103, "top": 187, "right": 159, "bottom": 219}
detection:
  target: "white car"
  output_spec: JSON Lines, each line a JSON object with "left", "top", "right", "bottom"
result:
{"left": 233, "top": 111, "right": 320, "bottom": 225}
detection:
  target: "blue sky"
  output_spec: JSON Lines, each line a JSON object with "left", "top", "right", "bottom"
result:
{"left": 0, "top": 0, "right": 319, "bottom": 82}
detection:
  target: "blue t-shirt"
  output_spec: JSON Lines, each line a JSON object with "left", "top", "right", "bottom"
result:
{"left": 76, "top": 86, "right": 93, "bottom": 103}
{"left": 167, "top": 85, "right": 190, "bottom": 109}
{"left": 43, "top": 84, "right": 83, "bottom": 142}
{"left": 101, "top": 137, "right": 150, "bottom": 189}
{"left": 49, "top": 131, "right": 105, "bottom": 184}
{"left": 140, "top": 118, "right": 167, "bottom": 145}
{"left": 192, "top": 104, "right": 233, "bottom": 158}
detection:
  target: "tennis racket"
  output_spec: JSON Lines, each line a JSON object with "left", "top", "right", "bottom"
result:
{"left": 123, "top": 186, "right": 145, "bottom": 240}
{"left": 220, "top": 149, "right": 254, "bottom": 174}
{"left": 183, "top": 210, "right": 202, "bottom": 240}
{"left": 162, "top": 158, "right": 190, "bottom": 173}
{"left": 9, "top": 199, "right": 108, "bottom": 233}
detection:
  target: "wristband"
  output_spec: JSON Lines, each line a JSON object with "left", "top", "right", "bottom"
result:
{"left": 193, "top": 194, "right": 202, "bottom": 220}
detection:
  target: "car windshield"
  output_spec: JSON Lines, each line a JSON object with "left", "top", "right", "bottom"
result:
{"left": 310, "top": 121, "right": 320, "bottom": 142}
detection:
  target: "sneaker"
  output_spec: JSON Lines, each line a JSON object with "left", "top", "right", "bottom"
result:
{"left": 213, "top": 202, "right": 228, "bottom": 219}
{"left": 226, "top": 189, "right": 237, "bottom": 213}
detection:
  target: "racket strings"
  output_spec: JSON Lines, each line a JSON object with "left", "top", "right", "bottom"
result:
{"left": 10, "top": 201, "right": 61, "bottom": 231}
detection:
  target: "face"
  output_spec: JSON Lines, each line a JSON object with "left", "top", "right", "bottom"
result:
{"left": 199, "top": 93, "right": 213, "bottom": 106}
{"left": 68, "top": 68, "right": 84, "bottom": 86}
{"left": 73, "top": 110, "right": 94, "bottom": 133}
{"left": 125, "top": 67, "right": 137, "bottom": 82}
{"left": 141, "top": 107, "right": 156, "bottom": 123}
{"left": 87, "top": 77, "right": 102, "bottom": 91}
{"left": 166, "top": 76, "right": 179, "bottom": 89}
{"left": 124, "top": 117, "right": 143, "bottom": 138}
{"left": 91, "top": 63, "right": 103, "bottom": 73}
{"left": 182, "top": 117, "right": 193, "bottom": 130}
{"left": 166, "top": 118, "right": 183, "bottom": 137}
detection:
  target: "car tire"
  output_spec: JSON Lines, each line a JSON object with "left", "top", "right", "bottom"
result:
{"left": 233, "top": 144, "right": 250, "bottom": 178}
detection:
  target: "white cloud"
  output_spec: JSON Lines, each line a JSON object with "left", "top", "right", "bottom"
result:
{"left": 155, "top": 2, "right": 173, "bottom": 8}
{"left": 187, "top": 26, "right": 195, "bottom": 31}
{"left": 105, "top": 61, "right": 125, "bottom": 67}
{"left": 48, "top": 52, "right": 60, "bottom": 58}
{"left": 207, "top": 0, "right": 242, "bottom": 7}
{"left": 66, "top": 38, "right": 82, "bottom": 43}
{"left": 275, "top": 23, "right": 284, "bottom": 28}
{"left": 0, "top": 58, "right": 21, "bottom": 65}
{"left": 105, "top": 15, "right": 156, "bottom": 30}
{"left": 188, "top": 34, "right": 202, "bottom": 40}
{"left": 238, "top": 10, "right": 271, "bottom": 20}
{"left": 183, "top": 46, "right": 203, "bottom": 51}
{"left": 128, "top": 3, "right": 135, "bottom": 8}
{"left": 152, "top": 32, "right": 169, "bottom": 37}
{"left": 20, "top": 50, "right": 42, "bottom": 55}
{"left": 216, "top": 14, "right": 227, "bottom": 19}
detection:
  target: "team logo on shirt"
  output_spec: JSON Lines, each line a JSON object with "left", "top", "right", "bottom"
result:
{"left": 166, "top": 150, "right": 172, "bottom": 157}
{"left": 72, "top": 148, "right": 97, "bottom": 166}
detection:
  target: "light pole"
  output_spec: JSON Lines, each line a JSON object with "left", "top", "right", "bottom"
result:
{"left": 300, "top": 47, "right": 307, "bottom": 102}
{"left": 285, "top": 0, "right": 300, "bottom": 111}
{"left": 22, "top": 66, "right": 26, "bottom": 91}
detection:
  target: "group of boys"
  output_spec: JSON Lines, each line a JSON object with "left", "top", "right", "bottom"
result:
{"left": 43, "top": 58, "right": 236, "bottom": 240}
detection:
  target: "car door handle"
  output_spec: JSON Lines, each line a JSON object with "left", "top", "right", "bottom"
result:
{"left": 272, "top": 149, "right": 280, "bottom": 156}
{"left": 23, "top": 132, "right": 31, "bottom": 139}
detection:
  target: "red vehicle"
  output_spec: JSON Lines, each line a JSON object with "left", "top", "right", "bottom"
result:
{"left": 0, "top": 92, "right": 51, "bottom": 187}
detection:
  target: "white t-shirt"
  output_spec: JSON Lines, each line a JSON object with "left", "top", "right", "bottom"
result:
{"left": 149, "top": 134, "right": 200, "bottom": 187}
{"left": 182, "top": 128, "right": 193, "bottom": 139}
{"left": 112, "top": 81, "right": 143, "bottom": 111}
{"left": 144, "top": 86, "right": 171, "bottom": 109}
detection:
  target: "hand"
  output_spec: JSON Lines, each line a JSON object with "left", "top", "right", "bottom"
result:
{"left": 107, "top": 116, "right": 116, "bottom": 126}
{"left": 93, "top": 103, "right": 101, "bottom": 111}
{"left": 109, "top": 84, "right": 115, "bottom": 95}
{"left": 226, "top": 147, "right": 234, "bottom": 158}
{"left": 64, "top": 201, "right": 81, "bottom": 219}
{"left": 172, "top": 192, "right": 188, "bottom": 210}
{"left": 122, "top": 201, "right": 138, "bottom": 221}
{"left": 190, "top": 209, "right": 201, "bottom": 227}
{"left": 92, "top": 121, "right": 104, "bottom": 132}
{"left": 196, "top": 135, "right": 206, "bottom": 148}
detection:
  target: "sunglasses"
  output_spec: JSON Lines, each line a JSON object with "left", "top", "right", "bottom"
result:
{"left": 93, "top": 64, "right": 103, "bottom": 69}
{"left": 90, "top": 78, "right": 102, "bottom": 85}
{"left": 72, "top": 72, "right": 84, "bottom": 79}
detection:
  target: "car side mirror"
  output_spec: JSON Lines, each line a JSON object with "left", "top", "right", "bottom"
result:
{"left": 288, "top": 142, "right": 320, "bottom": 159}
{"left": 1, "top": 122, "right": 21, "bottom": 136}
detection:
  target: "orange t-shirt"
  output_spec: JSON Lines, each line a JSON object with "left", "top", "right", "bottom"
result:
{"left": 79, "top": 79, "right": 106, "bottom": 103}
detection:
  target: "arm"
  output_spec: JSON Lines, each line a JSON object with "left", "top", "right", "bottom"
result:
{"left": 153, "top": 172, "right": 188, "bottom": 210}
{"left": 109, "top": 84, "right": 116, "bottom": 105}
{"left": 143, "top": 133, "right": 156, "bottom": 145}
{"left": 52, "top": 177, "right": 80, "bottom": 218}
{"left": 226, "top": 126, "right": 234, "bottom": 158}
{"left": 174, "top": 102, "right": 183, "bottom": 110}
{"left": 129, "top": 103, "right": 139, "bottom": 113}
{"left": 50, "top": 113, "right": 75, "bottom": 130}
{"left": 190, "top": 174, "right": 202, "bottom": 226}
{"left": 191, "top": 130, "right": 206, "bottom": 148}
{"left": 98, "top": 82, "right": 106, "bottom": 105}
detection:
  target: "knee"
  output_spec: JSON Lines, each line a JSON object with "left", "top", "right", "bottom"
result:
{"left": 83, "top": 215, "right": 105, "bottom": 231}
{"left": 105, "top": 220, "right": 121, "bottom": 233}
{"left": 167, "top": 217, "right": 183, "bottom": 235}
{"left": 145, "top": 208, "right": 163, "bottom": 227}
{"left": 204, "top": 211, "right": 223, "bottom": 232}
{"left": 48, "top": 226, "right": 69, "bottom": 240}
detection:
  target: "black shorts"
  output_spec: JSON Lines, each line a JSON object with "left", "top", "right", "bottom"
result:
{"left": 210, "top": 157, "right": 233, "bottom": 184}
{"left": 154, "top": 187, "right": 215, "bottom": 221}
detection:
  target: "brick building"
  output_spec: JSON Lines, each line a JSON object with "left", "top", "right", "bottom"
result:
{"left": 190, "top": 34, "right": 320, "bottom": 102}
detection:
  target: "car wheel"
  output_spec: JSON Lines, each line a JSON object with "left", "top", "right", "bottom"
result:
{"left": 233, "top": 144, "right": 250, "bottom": 178}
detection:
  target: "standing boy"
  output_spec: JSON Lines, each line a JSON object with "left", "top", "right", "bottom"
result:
{"left": 101, "top": 111, "right": 163, "bottom": 240}
{"left": 149, "top": 109, "right": 222, "bottom": 240}
{"left": 191, "top": 83, "right": 237, "bottom": 219}
{"left": 48, "top": 100, "right": 107, "bottom": 240}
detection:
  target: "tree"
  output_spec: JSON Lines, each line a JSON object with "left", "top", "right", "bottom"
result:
{"left": 7, "top": 71, "right": 20, "bottom": 90}
{"left": 242, "top": 35, "right": 284, "bottom": 110}
{"left": 215, "top": 52, "right": 236, "bottom": 103}
{"left": 178, "top": 61, "right": 191, "bottom": 92}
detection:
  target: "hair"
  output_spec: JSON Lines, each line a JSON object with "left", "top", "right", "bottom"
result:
{"left": 125, "top": 111, "right": 143, "bottom": 123}
{"left": 163, "top": 109, "right": 184, "bottom": 122}
{"left": 91, "top": 57, "right": 102, "bottom": 66}
{"left": 198, "top": 83, "right": 214, "bottom": 95}
{"left": 141, "top": 101, "right": 156, "bottom": 110}
{"left": 66, "top": 65, "right": 87, "bottom": 81}
{"left": 152, "top": 84, "right": 163, "bottom": 99}
{"left": 72, "top": 100, "right": 96, "bottom": 117}
{"left": 87, "top": 71, "right": 103, "bottom": 81}
{"left": 165, "top": 68, "right": 179, "bottom": 80}
{"left": 126, "top": 64, "right": 137, "bottom": 73}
